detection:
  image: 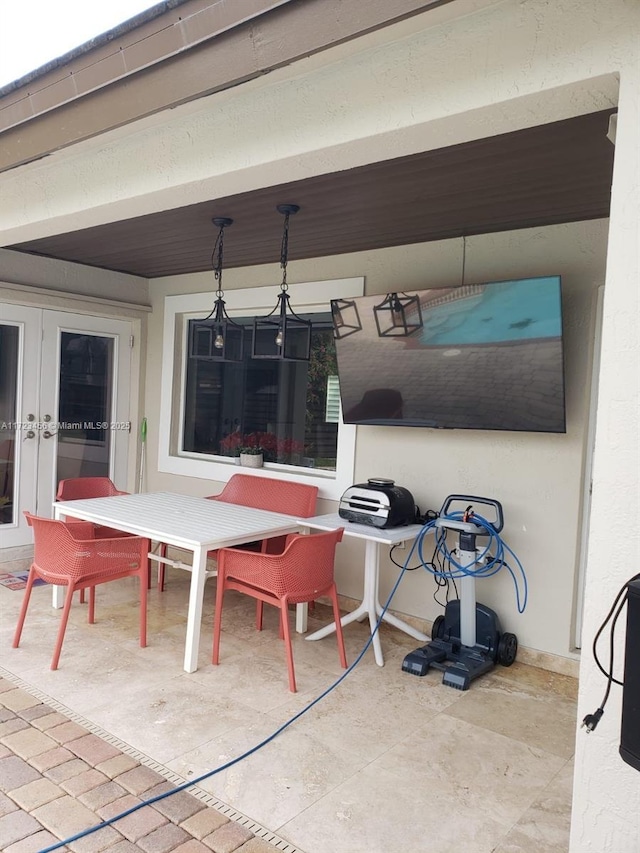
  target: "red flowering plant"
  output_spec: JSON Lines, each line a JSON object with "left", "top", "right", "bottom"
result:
{"left": 219, "top": 431, "right": 304, "bottom": 463}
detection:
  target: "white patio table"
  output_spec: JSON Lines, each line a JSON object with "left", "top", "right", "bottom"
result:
{"left": 53, "top": 491, "right": 299, "bottom": 672}
{"left": 299, "top": 512, "right": 429, "bottom": 665}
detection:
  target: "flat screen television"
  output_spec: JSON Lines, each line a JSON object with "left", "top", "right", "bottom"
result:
{"left": 332, "top": 276, "right": 566, "bottom": 433}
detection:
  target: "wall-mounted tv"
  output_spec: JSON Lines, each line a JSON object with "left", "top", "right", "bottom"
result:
{"left": 332, "top": 276, "right": 566, "bottom": 433}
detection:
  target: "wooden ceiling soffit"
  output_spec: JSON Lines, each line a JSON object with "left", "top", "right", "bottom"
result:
{"left": 9, "top": 110, "right": 614, "bottom": 279}
{"left": 0, "top": 0, "right": 453, "bottom": 174}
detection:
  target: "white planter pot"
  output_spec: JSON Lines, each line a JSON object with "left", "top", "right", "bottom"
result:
{"left": 240, "top": 453, "right": 263, "bottom": 468}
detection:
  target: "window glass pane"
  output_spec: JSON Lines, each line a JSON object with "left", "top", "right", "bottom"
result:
{"left": 0, "top": 324, "right": 19, "bottom": 526}
{"left": 183, "top": 316, "right": 338, "bottom": 471}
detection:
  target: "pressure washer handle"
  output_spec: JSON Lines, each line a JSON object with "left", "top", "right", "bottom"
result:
{"left": 438, "top": 494, "right": 504, "bottom": 532}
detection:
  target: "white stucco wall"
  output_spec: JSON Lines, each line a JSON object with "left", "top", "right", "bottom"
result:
{"left": 0, "top": 1, "right": 638, "bottom": 850}
{"left": 0, "top": 248, "right": 149, "bottom": 308}
{"left": 146, "top": 219, "right": 606, "bottom": 667}
{"left": 570, "top": 60, "right": 640, "bottom": 853}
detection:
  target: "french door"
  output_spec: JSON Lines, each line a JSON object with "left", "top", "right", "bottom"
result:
{"left": 0, "top": 305, "right": 132, "bottom": 548}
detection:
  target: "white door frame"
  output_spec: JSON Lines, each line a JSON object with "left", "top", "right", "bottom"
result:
{"left": 1, "top": 306, "right": 133, "bottom": 549}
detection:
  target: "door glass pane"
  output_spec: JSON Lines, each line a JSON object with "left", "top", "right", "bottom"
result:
{"left": 56, "top": 333, "right": 114, "bottom": 482}
{"left": 0, "top": 324, "right": 19, "bottom": 525}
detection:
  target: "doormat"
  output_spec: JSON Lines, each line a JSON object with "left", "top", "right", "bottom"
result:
{"left": 0, "top": 571, "right": 45, "bottom": 591}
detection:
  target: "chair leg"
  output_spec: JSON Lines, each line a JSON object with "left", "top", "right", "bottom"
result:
{"left": 329, "top": 585, "right": 348, "bottom": 670}
{"left": 51, "top": 583, "right": 77, "bottom": 670}
{"left": 88, "top": 586, "right": 96, "bottom": 623}
{"left": 280, "top": 602, "right": 297, "bottom": 692}
{"left": 12, "top": 566, "right": 38, "bottom": 649}
{"left": 212, "top": 575, "right": 225, "bottom": 665}
{"left": 256, "top": 601, "right": 263, "bottom": 631}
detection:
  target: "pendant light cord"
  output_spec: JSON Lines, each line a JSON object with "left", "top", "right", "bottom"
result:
{"left": 280, "top": 210, "right": 291, "bottom": 292}
{"left": 213, "top": 224, "right": 225, "bottom": 298}
{"left": 201, "top": 219, "right": 231, "bottom": 321}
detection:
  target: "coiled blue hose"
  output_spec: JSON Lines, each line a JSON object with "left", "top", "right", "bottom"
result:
{"left": 413, "top": 511, "right": 528, "bottom": 612}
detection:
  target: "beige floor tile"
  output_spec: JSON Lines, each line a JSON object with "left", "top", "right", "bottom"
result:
{"left": 280, "top": 761, "right": 509, "bottom": 853}
{"left": 493, "top": 760, "right": 573, "bottom": 851}
{"left": 443, "top": 676, "right": 578, "bottom": 759}
{"left": 372, "top": 713, "right": 566, "bottom": 827}
{"left": 0, "top": 575, "right": 578, "bottom": 853}
{"left": 87, "top": 679, "right": 267, "bottom": 766}
{"left": 167, "top": 714, "right": 366, "bottom": 831}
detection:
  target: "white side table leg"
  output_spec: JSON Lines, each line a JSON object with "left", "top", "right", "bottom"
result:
{"left": 364, "top": 540, "right": 384, "bottom": 667}
{"left": 296, "top": 603, "right": 308, "bottom": 633}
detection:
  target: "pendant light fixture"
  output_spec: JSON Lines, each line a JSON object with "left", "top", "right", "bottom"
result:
{"left": 331, "top": 298, "right": 362, "bottom": 339}
{"left": 373, "top": 291, "right": 423, "bottom": 338}
{"left": 252, "top": 204, "right": 312, "bottom": 361}
{"left": 189, "top": 217, "right": 244, "bottom": 362}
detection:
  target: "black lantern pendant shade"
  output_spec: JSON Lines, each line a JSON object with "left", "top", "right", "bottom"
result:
{"left": 331, "top": 298, "right": 362, "bottom": 339}
{"left": 373, "top": 292, "right": 423, "bottom": 337}
{"left": 189, "top": 217, "right": 244, "bottom": 362}
{"left": 252, "top": 204, "right": 312, "bottom": 361}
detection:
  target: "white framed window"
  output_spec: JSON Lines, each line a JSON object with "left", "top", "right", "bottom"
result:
{"left": 158, "top": 278, "right": 363, "bottom": 500}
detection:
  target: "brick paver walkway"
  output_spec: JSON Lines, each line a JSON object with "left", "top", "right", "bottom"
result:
{"left": 0, "top": 678, "right": 283, "bottom": 853}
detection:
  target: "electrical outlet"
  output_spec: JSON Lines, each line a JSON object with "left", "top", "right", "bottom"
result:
{"left": 397, "top": 540, "right": 406, "bottom": 550}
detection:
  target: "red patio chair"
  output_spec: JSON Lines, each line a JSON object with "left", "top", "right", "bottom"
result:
{"left": 157, "top": 474, "right": 318, "bottom": 590}
{"left": 212, "top": 527, "right": 346, "bottom": 692}
{"left": 56, "top": 477, "right": 151, "bottom": 598}
{"left": 13, "top": 512, "right": 149, "bottom": 670}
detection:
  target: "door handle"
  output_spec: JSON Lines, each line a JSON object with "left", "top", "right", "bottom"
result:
{"left": 42, "top": 430, "right": 56, "bottom": 440}
{"left": 24, "top": 430, "right": 36, "bottom": 440}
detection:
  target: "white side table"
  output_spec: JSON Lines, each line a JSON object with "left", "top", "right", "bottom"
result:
{"left": 299, "top": 513, "right": 428, "bottom": 666}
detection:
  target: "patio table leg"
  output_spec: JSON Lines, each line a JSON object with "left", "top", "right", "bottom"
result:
{"left": 184, "top": 545, "right": 208, "bottom": 673}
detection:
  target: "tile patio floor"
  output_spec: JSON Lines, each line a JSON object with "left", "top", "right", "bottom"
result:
{"left": 0, "top": 562, "right": 578, "bottom": 853}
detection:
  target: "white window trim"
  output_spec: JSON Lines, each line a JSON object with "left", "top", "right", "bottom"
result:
{"left": 158, "top": 277, "right": 364, "bottom": 500}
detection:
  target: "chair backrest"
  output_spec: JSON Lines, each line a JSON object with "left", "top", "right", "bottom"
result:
{"left": 223, "top": 527, "right": 344, "bottom": 600}
{"left": 24, "top": 512, "right": 93, "bottom": 581}
{"left": 56, "top": 477, "right": 126, "bottom": 501}
{"left": 209, "top": 474, "right": 318, "bottom": 518}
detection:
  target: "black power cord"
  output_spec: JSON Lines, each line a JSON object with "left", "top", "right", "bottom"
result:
{"left": 582, "top": 572, "right": 640, "bottom": 733}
